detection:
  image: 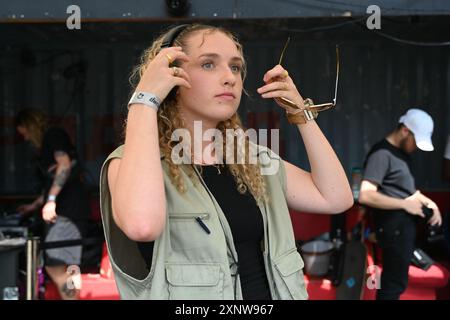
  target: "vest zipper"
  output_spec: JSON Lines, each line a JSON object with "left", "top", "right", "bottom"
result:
{"left": 170, "top": 213, "right": 211, "bottom": 234}
{"left": 259, "top": 204, "right": 276, "bottom": 299}
{"left": 191, "top": 164, "right": 241, "bottom": 300}
{"left": 170, "top": 213, "right": 210, "bottom": 220}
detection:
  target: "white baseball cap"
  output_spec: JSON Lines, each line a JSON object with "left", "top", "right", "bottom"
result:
{"left": 398, "top": 108, "right": 434, "bottom": 151}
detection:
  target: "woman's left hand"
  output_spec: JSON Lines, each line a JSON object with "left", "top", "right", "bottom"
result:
{"left": 42, "top": 201, "right": 58, "bottom": 224}
{"left": 257, "top": 65, "right": 305, "bottom": 111}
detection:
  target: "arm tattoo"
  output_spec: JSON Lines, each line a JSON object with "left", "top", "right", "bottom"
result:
{"left": 53, "top": 168, "right": 69, "bottom": 188}
{"left": 52, "top": 150, "right": 70, "bottom": 188}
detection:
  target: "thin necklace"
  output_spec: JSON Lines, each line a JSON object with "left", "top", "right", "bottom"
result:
{"left": 195, "top": 163, "right": 224, "bottom": 175}
{"left": 212, "top": 164, "right": 223, "bottom": 174}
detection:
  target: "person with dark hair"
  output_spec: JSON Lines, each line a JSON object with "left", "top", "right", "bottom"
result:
{"left": 16, "top": 108, "right": 90, "bottom": 300}
{"left": 100, "top": 24, "right": 353, "bottom": 300}
{"left": 359, "top": 108, "right": 442, "bottom": 300}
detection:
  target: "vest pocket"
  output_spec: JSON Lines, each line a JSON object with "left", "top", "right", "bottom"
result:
{"left": 169, "top": 213, "right": 212, "bottom": 251}
{"left": 165, "top": 263, "right": 224, "bottom": 300}
{"left": 273, "top": 249, "right": 309, "bottom": 300}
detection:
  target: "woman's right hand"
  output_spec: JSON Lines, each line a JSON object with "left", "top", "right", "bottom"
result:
{"left": 134, "top": 47, "right": 191, "bottom": 102}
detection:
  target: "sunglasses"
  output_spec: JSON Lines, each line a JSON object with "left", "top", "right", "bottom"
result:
{"left": 275, "top": 37, "right": 340, "bottom": 114}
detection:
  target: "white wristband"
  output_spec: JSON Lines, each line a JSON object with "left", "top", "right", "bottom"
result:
{"left": 128, "top": 92, "right": 161, "bottom": 111}
{"left": 47, "top": 194, "right": 56, "bottom": 202}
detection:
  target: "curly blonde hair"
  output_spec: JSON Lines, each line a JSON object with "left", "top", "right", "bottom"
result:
{"left": 127, "top": 24, "right": 267, "bottom": 204}
{"left": 15, "top": 108, "right": 49, "bottom": 149}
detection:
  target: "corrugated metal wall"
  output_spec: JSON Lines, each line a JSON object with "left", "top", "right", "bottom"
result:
{"left": 1, "top": 19, "right": 450, "bottom": 195}
{"left": 243, "top": 38, "right": 450, "bottom": 191}
{"left": 3, "top": 0, "right": 450, "bottom": 21}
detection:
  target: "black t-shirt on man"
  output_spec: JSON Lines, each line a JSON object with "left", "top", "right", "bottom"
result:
{"left": 363, "top": 139, "right": 416, "bottom": 199}
{"left": 363, "top": 139, "right": 419, "bottom": 229}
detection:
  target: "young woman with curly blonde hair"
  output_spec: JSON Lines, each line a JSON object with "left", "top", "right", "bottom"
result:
{"left": 100, "top": 24, "right": 353, "bottom": 300}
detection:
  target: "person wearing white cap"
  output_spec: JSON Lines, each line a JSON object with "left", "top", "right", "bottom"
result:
{"left": 398, "top": 108, "right": 434, "bottom": 152}
{"left": 359, "top": 108, "right": 442, "bottom": 300}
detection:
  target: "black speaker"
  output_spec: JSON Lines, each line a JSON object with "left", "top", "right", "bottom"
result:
{"left": 411, "top": 248, "right": 434, "bottom": 271}
{"left": 165, "top": 0, "right": 190, "bottom": 16}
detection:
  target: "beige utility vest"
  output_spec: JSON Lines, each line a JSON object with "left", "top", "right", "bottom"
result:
{"left": 99, "top": 143, "right": 308, "bottom": 300}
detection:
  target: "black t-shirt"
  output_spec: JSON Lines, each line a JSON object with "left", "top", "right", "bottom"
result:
{"left": 38, "top": 127, "right": 89, "bottom": 222}
{"left": 40, "top": 127, "right": 77, "bottom": 169}
{"left": 363, "top": 139, "right": 416, "bottom": 199}
{"left": 201, "top": 165, "right": 272, "bottom": 300}
{"left": 363, "top": 139, "right": 420, "bottom": 229}
{"left": 137, "top": 165, "right": 272, "bottom": 300}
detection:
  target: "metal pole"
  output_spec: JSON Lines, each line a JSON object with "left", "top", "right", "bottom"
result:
{"left": 26, "top": 237, "right": 40, "bottom": 300}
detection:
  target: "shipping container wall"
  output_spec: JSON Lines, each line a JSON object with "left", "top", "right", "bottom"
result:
{"left": 1, "top": 23, "right": 449, "bottom": 196}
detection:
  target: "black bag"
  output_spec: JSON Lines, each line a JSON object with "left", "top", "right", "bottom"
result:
{"left": 411, "top": 248, "right": 434, "bottom": 271}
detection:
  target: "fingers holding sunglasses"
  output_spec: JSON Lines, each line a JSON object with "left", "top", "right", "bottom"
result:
{"left": 258, "top": 85, "right": 305, "bottom": 111}
{"left": 263, "top": 65, "right": 291, "bottom": 83}
{"left": 257, "top": 81, "right": 290, "bottom": 95}
{"left": 259, "top": 86, "right": 300, "bottom": 101}
{"left": 258, "top": 80, "right": 304, "bottom": 105}
{"left": 260, "top": 65, "right": 306, "bottom": 109}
